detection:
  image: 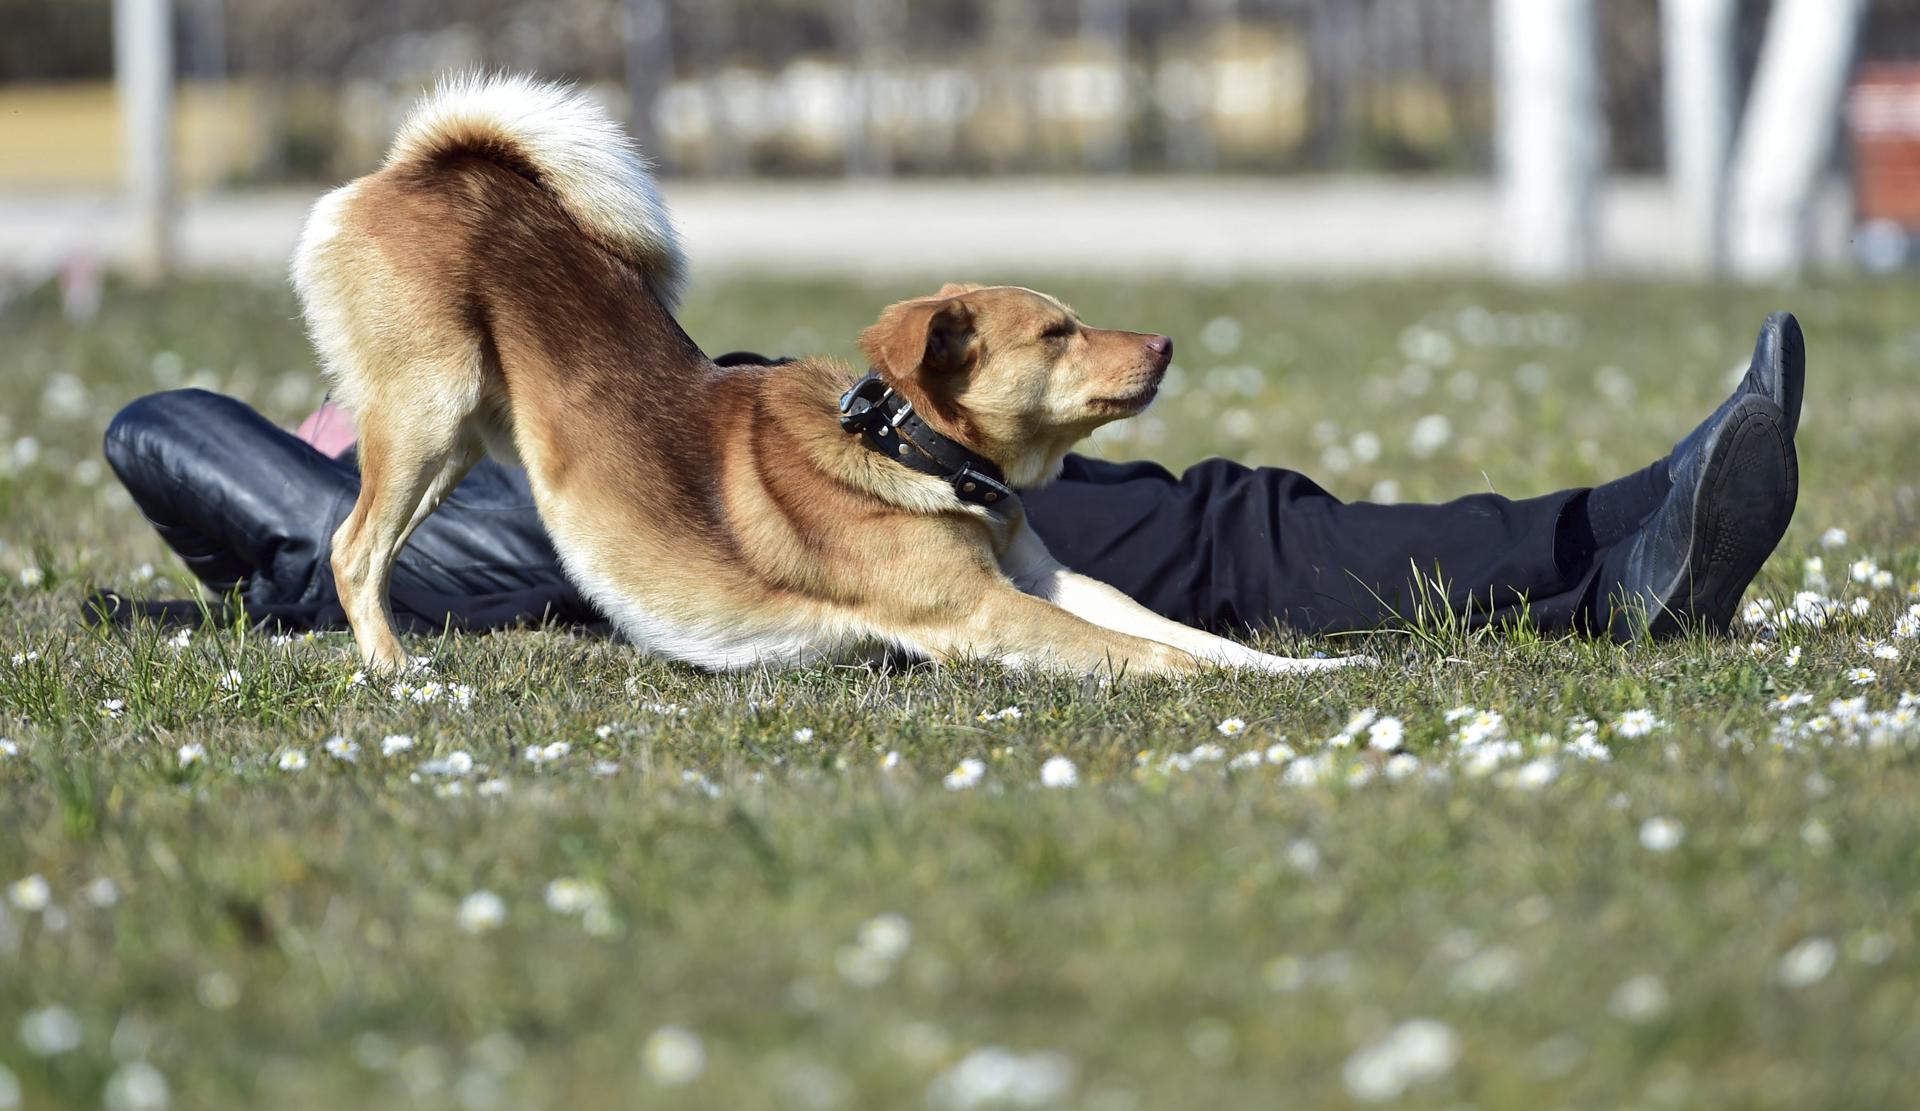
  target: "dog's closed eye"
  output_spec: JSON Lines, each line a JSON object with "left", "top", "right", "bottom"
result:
{"left": 1038, "top": 320, "right": 1076, "bottom": 342}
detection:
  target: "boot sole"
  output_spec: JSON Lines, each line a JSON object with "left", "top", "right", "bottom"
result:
{"left": 1644, "top": 396, "right": 1798, "bottom": 637}
{"left": 1755, "top": 310, "right": 1806, "bottom": 442}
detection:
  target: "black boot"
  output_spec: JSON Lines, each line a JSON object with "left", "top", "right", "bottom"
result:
{"left": 1601, "top": 394, "right": 1798, "bottom": 639}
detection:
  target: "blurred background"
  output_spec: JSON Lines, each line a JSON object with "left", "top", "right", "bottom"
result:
{"left": 0, "top": 0, "right": 1911, "bottom": 291}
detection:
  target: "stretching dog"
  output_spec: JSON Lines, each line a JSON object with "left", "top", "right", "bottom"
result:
{"left": 292, "top": 74, "right": 1365, "bottom": 678}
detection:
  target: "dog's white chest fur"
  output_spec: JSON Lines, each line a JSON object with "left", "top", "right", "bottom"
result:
{"left": 550, "top": 545, "right": 850, "bottom": 670}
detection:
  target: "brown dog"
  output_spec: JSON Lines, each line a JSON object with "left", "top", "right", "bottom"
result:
{"left": 292, "top": 74, "right": 1365, "bottom": 678}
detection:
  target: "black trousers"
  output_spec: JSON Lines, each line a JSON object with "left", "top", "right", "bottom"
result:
{"left": 100, "top": 389, "right": 1663, "bottom": 637}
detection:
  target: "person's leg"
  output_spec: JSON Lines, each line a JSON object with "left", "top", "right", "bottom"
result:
{"left": 1026, "top": 454, "right": 1643, "bottom": 635}
{"left": 103, "top": 389, "right": 596, "bottom": 631}
{"left": 1027, "top": 312, "right": 1804, "bottom": 639}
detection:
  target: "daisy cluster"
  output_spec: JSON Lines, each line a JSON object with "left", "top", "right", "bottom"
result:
{"left": 1128, "top": 705, "right": 1646, "bottom": 792}
{"left": 383, "top": 676, "right": 476, "bottom": 710}
{"left": 454, "top": 876, "right": 621, "bottom": 938}
{"left": 1741, "top": 553, "right": 1916, "bottom": 634}
{"left": 1764, "top": 690, "right": 1920, "bottom": 752}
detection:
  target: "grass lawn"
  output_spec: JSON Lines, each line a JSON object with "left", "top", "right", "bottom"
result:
{"left": 3, "top": 272, "right": 1919, "bottom": 1109}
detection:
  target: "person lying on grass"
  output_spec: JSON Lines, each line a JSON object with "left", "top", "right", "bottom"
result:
{"left": 96, "top": 313, "right": 1803, "bottom": 646}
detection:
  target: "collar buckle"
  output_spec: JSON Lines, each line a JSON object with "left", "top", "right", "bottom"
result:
{"left": 838, "top": 375, "right": 894, "bottom": 434}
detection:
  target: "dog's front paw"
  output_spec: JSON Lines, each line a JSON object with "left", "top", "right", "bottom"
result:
{"left": 1246, "top": 652, "right": 1376, "bottom": 675}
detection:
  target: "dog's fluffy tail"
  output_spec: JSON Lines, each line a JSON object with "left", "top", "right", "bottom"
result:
{"left": 386, "top": 72, "right": 685, "bottom": 307}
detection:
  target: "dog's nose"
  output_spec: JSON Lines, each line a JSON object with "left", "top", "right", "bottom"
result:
{"left": 1144, "top": 334, "right": 1173, "bottom": 366}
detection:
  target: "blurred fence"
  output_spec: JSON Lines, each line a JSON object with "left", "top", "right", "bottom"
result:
{"left": 1, "top": 0, "right": 1917, "bottom": 187}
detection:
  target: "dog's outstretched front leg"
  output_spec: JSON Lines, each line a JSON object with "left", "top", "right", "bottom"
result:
{"left": 898, "top": 585, "right": 1204, "bottom": 678}
{"left": 1001, "top": 529, "right": 1374, "bottom": 674}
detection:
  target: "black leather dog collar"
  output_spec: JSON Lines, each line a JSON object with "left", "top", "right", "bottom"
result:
{"left": 838, "top": 373, "right": 1017, "bottom": 513}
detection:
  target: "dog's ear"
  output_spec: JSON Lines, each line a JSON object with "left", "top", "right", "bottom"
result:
{"left": 935, "top": 282, "right": 984, "bottom": 298}
{"left": 858, "top": 296, "right": 978, "bottom": 379}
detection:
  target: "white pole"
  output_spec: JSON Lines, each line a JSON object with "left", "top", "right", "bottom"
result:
{"left": 1662, "top": 0, "right": 1736, "bottom": 274}
{"left": 1493, "top": 0, "right": 1602, "bottom": 281}
{"left": 1726, "top": 0, "right": 1868, "bottom": 281}
{"left": 624, "top": 0, "right": 673, "bottom": 163}
{"left": 1078, "top": 0, "right": 1131, "bottom": 172}
{"left": 114, "top": 0, "right": 175, "bottom": 283}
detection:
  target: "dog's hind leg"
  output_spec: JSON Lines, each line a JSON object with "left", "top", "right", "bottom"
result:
{"left": 330, "top": 372, "right": 488, "bottom": 673}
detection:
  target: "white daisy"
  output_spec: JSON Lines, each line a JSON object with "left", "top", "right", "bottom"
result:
{"left": 276, "top": 749, "right": 308, "bottom": 772}
{"left": 545, "top": 877, "right": 607, "bottom": 915}
{"left": 1383, "top": 753, "right": 1422, "bottom": 779}
{"left": 641, "top": 1026, "right": 706, "bottom": 1087}
{"left": 1454, "top": 710, "right": 1506, "bottom": 747}
{"left": 1366, "top": 716, "right": 1405, "bottom": 751}
{"left": 1216, "top": 717, "right": 1247, "bottom": 737}
{"left": 17, "top": 1003, "right": 81, "bottom": 1055}
{"left": 1505, "top": 758, "right": 1558, "bottom": 790}
{"left": 176, "top": 743, "right": 205, "bottom": 768}
{"left": 1038, "top": 755, "right": 1079, "bottom": 788}
{"left": 1638, "top": 817, "right": 1684, "bottom": 853}
{"left": 457, "top": 890, "right": 506, "bottom": 934}
{"left": 1776, "top": 937, "right": 1837, "bottom": 988}
{"left": 323, "top": 735, "right": 359, "bottom": 763}
{"left": 1342, "top": 1018, "right": 1460, "bottom": 1103}
{"left": 8, "top": 874, "right": 50, "bottom": 911}
{"left": 1563, "top": 733, "right": 1611, "bottom": 761}
{"left": 380, "top": 733, "right": 415, "bottom": 757}
{"left": 943, "top": 758, "right": 986, "bottom": 791}
{"left": 1613, "top": 709, "right": 1663, "bottom": 738}
{"left": 103, "top": 1061, "right": 169, "bottom": 1111}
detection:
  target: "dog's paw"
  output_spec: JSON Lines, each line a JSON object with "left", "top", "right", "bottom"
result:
{"left": 1243, "top": 652, "right": 1375, "bottom": 675}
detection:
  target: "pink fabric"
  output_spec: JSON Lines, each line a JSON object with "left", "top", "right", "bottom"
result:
{"left": 295, "top": 402, "right": 359, "bottom": 459}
